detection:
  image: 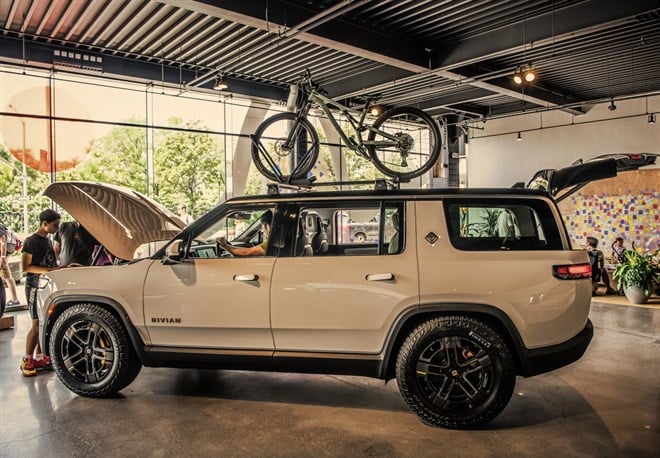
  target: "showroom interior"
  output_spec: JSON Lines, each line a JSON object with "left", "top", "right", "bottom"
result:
{"left": 0, "top": 0, "right": 658, "bottom": 456}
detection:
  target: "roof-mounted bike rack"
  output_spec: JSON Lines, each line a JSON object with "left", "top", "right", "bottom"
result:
{"left": 266, "top": 177, "right": 406, "bottom": 196}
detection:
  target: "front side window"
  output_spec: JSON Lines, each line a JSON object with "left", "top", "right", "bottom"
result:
{"left": 445, "top": 199, "right": 562, "bottom": 250}
{"left": 186, "top": 206, "right": 274, "bottom": 258}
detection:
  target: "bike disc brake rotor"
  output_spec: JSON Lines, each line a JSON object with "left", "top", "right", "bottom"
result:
{"left": 274, "top": 139, "right": 293, "bottom": 158}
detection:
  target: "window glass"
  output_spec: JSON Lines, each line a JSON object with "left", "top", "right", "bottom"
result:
{"left": 187, "top": 207, "right": 272, "bottom": 258}
{"left": 445, "top": 199, "right": 562, "bottom": 251}
{"left": 292, "top": 202, "right": 404, "bottom": 256}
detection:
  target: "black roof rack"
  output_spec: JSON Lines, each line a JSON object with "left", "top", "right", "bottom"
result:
{"left": 267, "top": 177, "right": 404, "bottom": 195}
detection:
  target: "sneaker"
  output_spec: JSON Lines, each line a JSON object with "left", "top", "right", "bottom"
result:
{"left": 6, "top": 300, "right": 21, "bottom": 307}
{"left": 34, "top": 355, "right": 53, "bottom": 371}
{"left": 20, "top": 356, "right": 37, "bottom": 377}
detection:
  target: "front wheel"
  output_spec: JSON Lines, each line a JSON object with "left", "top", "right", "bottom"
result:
{"left": 367, "top": 106, "right": 441, "bottom": 180}
{"left": 396, "top": 315, "right": 515, "bottom": 429}
{"left": 251, "top": 112, "right": 319, "bottom": 182}
{"left": 49, "top": 303, "right": 142, "bottom": 398}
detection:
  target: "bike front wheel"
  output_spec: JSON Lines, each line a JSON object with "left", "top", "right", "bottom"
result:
{"left": 251, "top": 112, "right": 319, "bottom": 182}
{"left": 367, "top": 106, "right": 441, "bottom": 180}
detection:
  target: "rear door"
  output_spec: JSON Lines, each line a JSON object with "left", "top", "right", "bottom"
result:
{"left": 269, "top": 199, "right": 419, "bottom": 354}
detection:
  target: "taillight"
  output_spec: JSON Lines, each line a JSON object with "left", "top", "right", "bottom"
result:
{"left": 553, "top": 263, "right": 592, "bottom": 280}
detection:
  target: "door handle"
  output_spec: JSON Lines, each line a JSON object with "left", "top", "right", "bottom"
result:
{"left": 233, "top": 274, "right": 259, "bottom": 282}
{"left": 366, "top": 273, "right": 394, "bottom": 282}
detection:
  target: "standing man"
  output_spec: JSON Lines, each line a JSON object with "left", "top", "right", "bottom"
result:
{"left": 0, "top": 221, "right": 21, "bottom": 307}
{"left": 20, "top": 209, "right": 61, "bottom": 377}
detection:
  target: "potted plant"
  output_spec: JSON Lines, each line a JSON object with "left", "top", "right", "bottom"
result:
{"left": 612, "top": 249, "right": 659, "bottom": 304}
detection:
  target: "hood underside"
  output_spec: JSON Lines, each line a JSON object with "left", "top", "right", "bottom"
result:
{"left": 44, "top": 181, "right": 185, "bottom": 260}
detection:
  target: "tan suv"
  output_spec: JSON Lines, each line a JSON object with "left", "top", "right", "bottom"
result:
{"left": 37, "top": 155, "right": 655, "bottom": 429}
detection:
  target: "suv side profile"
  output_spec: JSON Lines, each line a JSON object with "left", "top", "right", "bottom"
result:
{"left": 38, "top": 182, "right": 596, "bottom": 429}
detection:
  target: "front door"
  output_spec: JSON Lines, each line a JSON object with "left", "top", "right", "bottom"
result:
{"left": 143, "top": 204, "right": 278, "bottom": 350}
{"left": 143, "top": 256, "right": 275, "bottom": 349}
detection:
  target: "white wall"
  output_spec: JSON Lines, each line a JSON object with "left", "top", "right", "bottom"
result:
{"left": 467, "top": 95, "right": 660, "bottom": 187}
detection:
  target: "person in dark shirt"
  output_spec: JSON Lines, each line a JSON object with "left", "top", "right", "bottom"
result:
{"left": 54, "top": 221, "right": 97, "bottom": 266}
{"left": 20, "top": 209, "right": 61, "bottom": 377}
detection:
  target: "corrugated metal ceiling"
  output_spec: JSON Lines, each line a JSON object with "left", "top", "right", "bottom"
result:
{"left": 1, "top": 0, "right": 659, "bottom": 118}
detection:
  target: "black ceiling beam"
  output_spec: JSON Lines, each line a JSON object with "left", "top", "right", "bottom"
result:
{"left": 174, "top": 0, "right": 428, "bottom": 70}
{"left": 415, "top": 87, "right": 495, "bottom": 112}
{"left": 323, "top": 66, "right": 416, "bottom": 99}
{"left": 433, "top": 0, "right": 660, "bottom": 70}
{"left": 425, "top": 102, "right": 492, "bottom": 118}
{"left": 0, "top": 35, "right": 287, "bottom": 101}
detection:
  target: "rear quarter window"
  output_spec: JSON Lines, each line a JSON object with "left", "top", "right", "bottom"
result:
{"left": 444, "top": 198, "right": 563, "bottom": 251}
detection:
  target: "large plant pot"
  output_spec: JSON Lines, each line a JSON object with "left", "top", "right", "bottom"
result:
{"left": 623, "top": 285, "right": 650, "bottom": 304}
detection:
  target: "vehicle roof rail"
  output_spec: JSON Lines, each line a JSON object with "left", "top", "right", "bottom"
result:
{"left": 267, "top": 177, "right": 404, "bottom": 195}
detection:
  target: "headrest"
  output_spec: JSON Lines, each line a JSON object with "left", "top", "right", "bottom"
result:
{"left": 391, "top": 211, "right": 400, "bottom": 230}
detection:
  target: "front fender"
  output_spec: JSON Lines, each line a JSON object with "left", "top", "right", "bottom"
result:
{"left": 40, "top": 294, "right": 150, "bottom": 364}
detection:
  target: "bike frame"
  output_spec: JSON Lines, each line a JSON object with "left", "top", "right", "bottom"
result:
{"left": 305, "top": 90, "right": 402, "bottom": 155}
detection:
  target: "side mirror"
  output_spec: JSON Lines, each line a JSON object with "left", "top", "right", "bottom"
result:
{"left": 162, "top": 239, "right": 184, "bottom": 265}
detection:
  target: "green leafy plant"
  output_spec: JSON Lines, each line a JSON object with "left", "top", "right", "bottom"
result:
{"left": 612, "top": 249, "right": 659, "bottom": 295}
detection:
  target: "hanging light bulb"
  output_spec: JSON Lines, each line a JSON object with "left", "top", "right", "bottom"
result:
{"left": 513, "top": 67, "right": 523, "bottom": 85}
{"left": 649, "top": 113, "right": 656, "bottom": 124}
{"left": 524, "top": 67, "right": 536, "bottom": 82}
{"left": 213, "top": 73, "right": 228, "bottom": 91}
{"left": 516, "top": 132, "right": 522, "bottom": 141}
{"left": 370, "top": 105, "right": 383, "bottom": 116}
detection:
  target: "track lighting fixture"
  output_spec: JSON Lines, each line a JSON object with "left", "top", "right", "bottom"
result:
{"left": 649, "top": 113, "right": 656, "bottom": 124}
{"left": 524, "top": 67, "right": 536, "bottom": 82}
{"left": 213, "top": 73, "right": 228, "bottom": 91}
{"left": 513, "top": 64, "right": 536, "bottom": 85}
{"left": 608, "top": 98, "right": 617, "bottom": 111}
{"left": 370, "top": 105, "right": 383, "bottom": 116}
{"left": 513, "top": 68, "right": 523, "bottom": 85}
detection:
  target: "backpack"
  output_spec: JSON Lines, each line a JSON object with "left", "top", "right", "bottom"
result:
{"left": 1, "top": 224, "right": 19, "bottom": 254}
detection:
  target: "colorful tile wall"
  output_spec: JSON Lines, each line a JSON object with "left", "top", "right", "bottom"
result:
{"left": 563, "top": 189, "right": 660, "bottom": 253}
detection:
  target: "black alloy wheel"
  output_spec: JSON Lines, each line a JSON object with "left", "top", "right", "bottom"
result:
{"left": 396, "top": 315, "right": 516, "bottom": 429}
{"left": 50, "top": 303, "right": 141, "bottom": 397}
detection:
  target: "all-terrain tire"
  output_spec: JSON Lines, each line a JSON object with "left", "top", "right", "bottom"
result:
{"left": 49, "top": 303, "right": 142, "bottom": 398}
{"left": 396, "top": 315, "right": 515, "bottom": 429}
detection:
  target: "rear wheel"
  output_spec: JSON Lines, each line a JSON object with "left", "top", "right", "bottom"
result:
{"left": 396, "top": 315, "right": 515, "bottom": 429}
{"left": 251, "top": 112, "right": 319, "bottom": 182}
{"left": 49, "top": 303, "right": 142, "bottom": 398}
{"left": 367, "top": 106, "right": 441, "bottom": 180}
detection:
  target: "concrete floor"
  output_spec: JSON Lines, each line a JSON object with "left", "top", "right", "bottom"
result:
{"left": 1, "top": 298, "right": 658, "bottom": 457}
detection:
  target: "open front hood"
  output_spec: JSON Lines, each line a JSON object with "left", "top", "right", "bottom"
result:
{"left": 44, "top": 181, "right": 186, "bottom": 260}
{"left": 526, "top": 153, "right": 658, "bottom": 201}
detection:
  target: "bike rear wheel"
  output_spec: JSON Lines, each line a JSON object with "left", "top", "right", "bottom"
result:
{"left": 367, "top": 107, "right": 441, "bottom": 180}
{"left": 251, "top": 112, "right": 319, "bottom": 182}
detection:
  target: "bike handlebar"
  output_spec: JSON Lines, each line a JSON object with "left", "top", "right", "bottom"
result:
{"left": 299, "top": 68, "right": 322, "bottom": 93}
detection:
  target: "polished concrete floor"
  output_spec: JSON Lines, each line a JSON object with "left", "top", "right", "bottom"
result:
{"left": 1, "top": 299, "right": 658, "bottom": 457}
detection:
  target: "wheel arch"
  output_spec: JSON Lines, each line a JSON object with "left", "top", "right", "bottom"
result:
{"left": 380, "top": 303, "right": 526, "bottom": 380}
{"left": 44, "top": 295, "right": 148, "bottom": 364}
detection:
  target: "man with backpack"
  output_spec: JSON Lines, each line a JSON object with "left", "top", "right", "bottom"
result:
{"left": 0, "top": 221, "right": 21, "bottom": 308}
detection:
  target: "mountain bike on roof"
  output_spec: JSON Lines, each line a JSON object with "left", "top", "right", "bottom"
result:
{"left": 251, "top": 69, "right": 442, "bottom": 183}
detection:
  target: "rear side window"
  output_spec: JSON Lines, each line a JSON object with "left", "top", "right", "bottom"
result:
{"left": 444, "top": 199, "right": 563, "bottom": 250}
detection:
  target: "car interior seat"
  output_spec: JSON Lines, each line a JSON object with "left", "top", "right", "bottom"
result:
{"left": 308, "top": 213, "right": 328, "bottom": 255}
{"left": 388, "top": 210, "right": 400, "bottom": 254}
{"left": 295, "top": 215, "right": 313, "bottom": 256}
